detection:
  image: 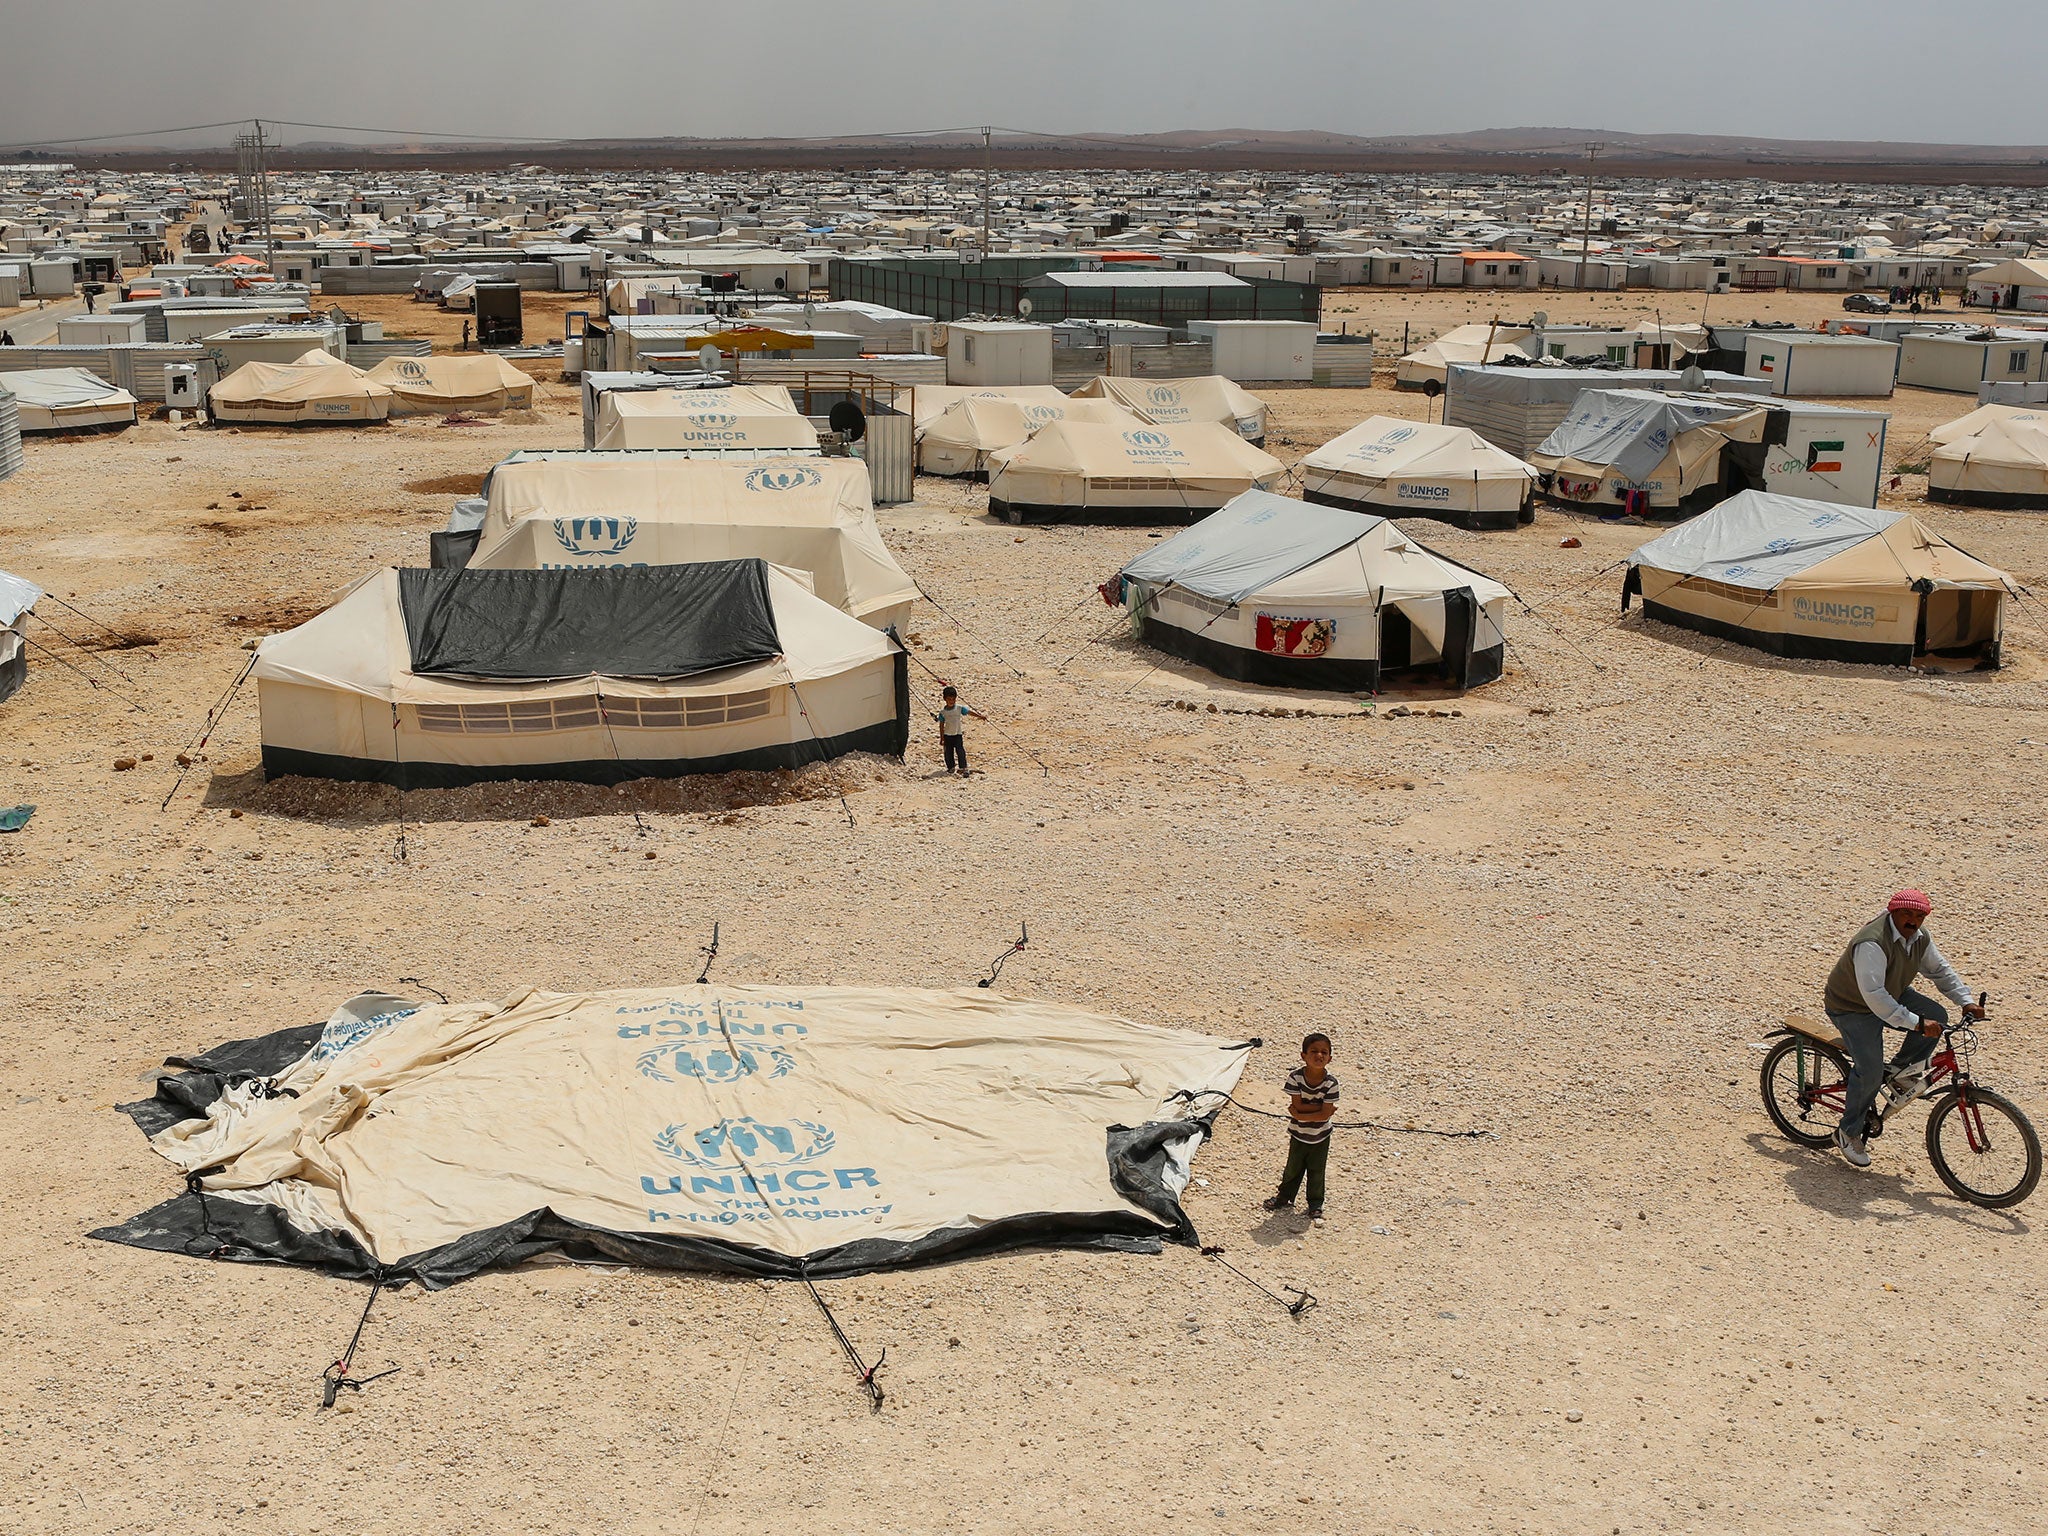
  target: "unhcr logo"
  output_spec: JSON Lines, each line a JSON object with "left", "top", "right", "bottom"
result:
{"left": 1022, "top": 403, "right": 1061, "bottom": 424}
{"left": 1124, "top": 429, "right": 1170, "bottom": 448}
{"left": 395, "top": 360, "right": 429, "bottom": 382}
{"left": 552, "top": 517, "right": 637, "bottom": 555}
{"left": 1380, "top": 425, "right": 1416, "bottom": 446}
{"left": 743, "top": 463, "right": 823, "bottom": 493}
{"left": 688, "top": 412, "right": 739, "bottom": 429}
{"left": 637, "top": 1044, "right": 794, "bottom": 1084}
{"left": 655, "top": 1117, "right": 834, "bottom": 1170}
{"left": 1145, "top": 385, "right": 1181, "bottom": 408}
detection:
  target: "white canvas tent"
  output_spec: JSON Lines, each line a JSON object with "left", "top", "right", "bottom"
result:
{"left": 1927, "top": 406, "right": 2048, "bottom": 508}
{"left": 0, "top": 568, "right": 39, "bottom": 703}
{"left": 1300, "top": 417, "right": 1536, "bottom": 530}
{"left": 987, "top": 421, "right": 1285, "bottom": 524}
{"left": 3, "top": 367, "right": 138, "bottom": 432}
{"left": 1070, "top": 375, "right": 1270, "bottom": 443}
{"left": 1113, "top": 490, "right": 1511, "bottom": 692}
{"left": 468, "top": 456, "right": 917, "bottom": 630}
{"left": 363, "top": 354, "right": 535, "bottom": 414}
{"left": 918, "top": 395, "right": 1139, "bottom": 477}
{"left": 909, "top": 384, "right": 1072, "bottom": 435}
{"left": 1625, "top": 492, "right": 2010, "bottom": 667}
{"left": 1530, "top": 390, "right": 1768, "bottom": 514}
{"left": 210, "top": 351, "right": 392, "bottom": 424}
{"left": 1395, "top": 324, "right": 1533, "bottom": 389}
{"left": 98, "top": 982, "right": 1250, "bottom": 1282}
{"left": 592, "top": 385, "right": 819, "bottom": 451}
{"left": 254, "top": 560, "right": 908, "bottom": 788}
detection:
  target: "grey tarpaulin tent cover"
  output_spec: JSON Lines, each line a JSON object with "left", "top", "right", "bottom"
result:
{"left": 93, "top": 984, "right": 1253, "bottom": 1283}
{"left": 0, "top": 568, "right": 41, "bottom": 702}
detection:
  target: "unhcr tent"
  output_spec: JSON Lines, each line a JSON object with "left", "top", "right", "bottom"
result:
{"left": 1929, "top": 408, "right": 2048, "bottom": 509}
{"left": 593, "top": 385, "right": 818, "bottom": 451}
{"left": 1113, "top": 490, "right": 1511, "bottom": 692}
{"left": 4, "top": 367, "right": 138, "bottom": 432}
{"left": 253, "top": 559, "right": 909, "bottom": 788}
{"left": 0, "top": 569, "right": 39, "bottom": 703}
{"left": 988, "top": 421, "right": 1285, "bottom": 525}
{"left": 919, "top": 395, "right": 1138, "bottom": 477}
{"left": 1625, "top": 492, "right": 2010, "bottom": 667}
{"left": 1929, "top": 401, "right": 2048, "bottom": 446}
{"left": 363, "top": 353, "right": 535, "bottom": 414}
{"left": 1070, "top": 375, "right": 1270, "bottom": 444}
{"left": 1394, "top": 324, "right": 1533, "bottom": 389}
{"left": 465, "top": 456, "right": 917, "bottom": 630}
{"left": 1529, "top": 390, "right": 1768, "bottom": 515}
{"left": 210, "top": 351, "right": 392, "bottom": 424}
{"left": 909, "top": 384, "right": 1072, "bottom": 435}
{"left": 95, "top": 983, "right": 1250, "bottom": 1282}
{"left": 1300, "top": 417, "right": 1537, "bottom": 530}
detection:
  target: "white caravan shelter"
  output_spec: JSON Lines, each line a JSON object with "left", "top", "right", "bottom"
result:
{"left": 919, "top": 395, "right": 1139, "bottom": 477}
{"left": 1114, "top": 490, "right": 1510, "bottom": 693}
{"left": 210, "top": 352, "right": 392, "bottom": 424}
{"left": 1300, "top": 417, "right": 1536, "bottom": 530}
{"left": 988, "top": 421, "right": 1285, "bottom": 524}
{"left": 1069, "top": 375, "right": 1270, "bottom": 444}
{"left": 469, "top": 456, "right": 917, "bottom": 629}
{"left": 255, "top": 561, "right": 909, "bottom": 788}
{"left": 1625, "top": 492, "right": 2010, "bottom": 667}
{"left": 593, "top": 385, "right": 819, "bottom": 451}
{"left": 363, "top": 354, "right": 536, "bottom": 414}
{"left": 2, "top": 368, "right": 138, "bottom": 432}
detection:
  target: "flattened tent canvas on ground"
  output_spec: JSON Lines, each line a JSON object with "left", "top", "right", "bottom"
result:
{"left": 592, "top": 384, "right": 819, "bottom": 452}
{"left": 464, "top": 455, "right": 917, "bottom": 630}
{"left": 1113, "top": 490, "right": 1511, "bottom": 692}
{"left": 95, "top": 984, "right": 1251, "bottom": 1282}
{"left": 987, "top": 421, "right": 1285, "bottom": 525}
{"left": 1300, "top": 417, "right": 1537, "bottom": 530}
{"left": 0, "top": 569, "right": 40, "bottom": 703}
{"left": 1624, "top": 492, "right": 2011, "bottom": 667}
{"left": 1926, "top": 404, "right": 2048, "bottom": 509}
{"left": 3, "top": 367, "right": 139, "bottom": 433}
{"left": 254, "top": 559, "right": 909, "bottom": 787}
{"left": 1069, "top": 374, "right": 1269, "bottom": 443}
{"left": 918, "top": 395, "right": 1138, "bottom": 477}
{"left": 363, "top": 353, "right": 536, "bottom": 414}
{"left": 210, "top": 351, "right": 392, "bottom": 424}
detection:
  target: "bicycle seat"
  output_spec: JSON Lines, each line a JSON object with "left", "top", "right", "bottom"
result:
{"left": 1784, "top": 1013, "right": 1846, "bottom": 1048}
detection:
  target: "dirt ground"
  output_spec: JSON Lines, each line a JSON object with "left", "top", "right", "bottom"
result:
{"left": 2, "top": 298, "right": 2046, "bottom": 1536}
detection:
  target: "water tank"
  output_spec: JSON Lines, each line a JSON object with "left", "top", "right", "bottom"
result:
{"left": 164, "top": 364, "right": 202, "bottom": 409}
{"left": 562, "top": 337, "right": 585, "bottom": 378}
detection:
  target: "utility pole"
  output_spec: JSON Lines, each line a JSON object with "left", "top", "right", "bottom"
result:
{"left": 980, "top": 125, "right": 993, "bottom": 259}
{"left": 1576, "top": 143, "right": 1599, "bottom": 291}
{"left": 233, "top": 119, "right": 277, "bottom": 268}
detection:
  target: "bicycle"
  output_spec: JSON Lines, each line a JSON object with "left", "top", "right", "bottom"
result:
{"left": 1758, "top": 995, "right": 2041, "bottom": 1209}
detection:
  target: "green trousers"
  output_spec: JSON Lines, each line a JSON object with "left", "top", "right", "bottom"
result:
{"left": 1277, "top": 1136, "right": 1330, "bottom": 1207}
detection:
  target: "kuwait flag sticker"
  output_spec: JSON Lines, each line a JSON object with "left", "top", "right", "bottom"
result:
{"left": 1806, "top": 440, "right": 1844, "bottom": 473}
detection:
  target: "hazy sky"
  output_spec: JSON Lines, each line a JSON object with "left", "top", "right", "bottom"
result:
{"left": 3, "top": 0, "right": 2042, "bottom": 149}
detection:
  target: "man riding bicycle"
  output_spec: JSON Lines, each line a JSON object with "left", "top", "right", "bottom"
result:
{"left": 1825, "top": 889, "right": 1986, "bottom": 1168}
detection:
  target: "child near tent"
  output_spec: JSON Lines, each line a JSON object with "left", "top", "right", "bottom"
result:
{"left": 934, "top": 686, "right": 985, "bottom": 778}
{"left": 1263, "top": 1032, "right": 1339, "bottom": 1223}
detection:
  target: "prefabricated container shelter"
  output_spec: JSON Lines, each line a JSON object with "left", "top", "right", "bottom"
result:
{"left": 56, "top": 314, "right": 147, "bottom": 346}
{"left": 944, "top": 322, "right": 1054, "bottom": 386}
{"left": 1743, "top": 333, "right": 1898, "bottom": 397}
{"left": 1182, "top": 320, "right": 1316, "bottom": 382}
{"left": 1897, "top": 332, "right": 2048, "bottom": 394}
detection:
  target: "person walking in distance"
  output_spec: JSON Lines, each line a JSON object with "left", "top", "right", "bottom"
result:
{"left": 934, "top": 685, "right": 985, "bottom": 778}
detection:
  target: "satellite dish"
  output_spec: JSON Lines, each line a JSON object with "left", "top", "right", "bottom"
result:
{"left": 828, "top": 400, "right": 867, "bottom": 442}
{"left": 1531, "top": 310, "right": 1549, "bottom": 330}
{"left": 698, "top": 344, "right": 722, "bottom": 373}
{"left": 1421, "top": 379, "right": 1443, "bottom": 399}
{"left": 1678, "top": 364, "right": 1706, "bottom": 392}
{"left": 774, "top": 276, "right": 786, "bottom": 289}
{"left": 1017, "top": 296, "right": 1034, "bottom": 318}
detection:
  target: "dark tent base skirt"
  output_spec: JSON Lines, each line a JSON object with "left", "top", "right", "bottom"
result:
{"left": 1302, "top": 485, "right": 1532, "bottom": 532}
{"left": 1927, "top": 486, "right": 2048, "bottom": 511}
{"left": 1642, "top": 599, "right": 1916, "bottom": 666}
{"left": 990, "top": 496, "right": 1216, "bottom": 527}
{"left": 1136, "top": 616, "right": 1505, "bottom": 694}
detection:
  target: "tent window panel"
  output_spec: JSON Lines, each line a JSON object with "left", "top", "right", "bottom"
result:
{"left": 606, "top": 689, "right": 782, "bottom": 729}
{"left": 1163, "top": 589, "right": 1232, "bottom": 619}
{"left": 1091, "top": 476, "right": 1186, "bottom": 492}
{"left": 1673, "top": 575, "right": 1779, "bottom": 609}
{"left": 410, "top": 697, "right": 606, "bottom": 735}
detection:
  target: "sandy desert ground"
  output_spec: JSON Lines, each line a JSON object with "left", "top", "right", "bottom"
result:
{"left": 1, "top": 288, "right": 2045, "bottom": 1536}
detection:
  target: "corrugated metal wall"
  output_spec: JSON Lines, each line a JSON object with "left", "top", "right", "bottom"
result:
{"left": 0, "top": 343, "right": 219, "bottom": 400}
{"left": 1050, "top": 342, "right": 1215, "bottom": 389}
{"left": 0, "top": 383, "right": 21, "bottom": 481}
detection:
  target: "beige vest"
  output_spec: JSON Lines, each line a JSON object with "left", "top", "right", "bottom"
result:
{"left": 1824, "top": 914, "right": 1928, "bottom": 1017}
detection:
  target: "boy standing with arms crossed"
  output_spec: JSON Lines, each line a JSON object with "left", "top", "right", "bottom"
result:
{"left": 1263, "top": 1032, "right": 1338, "bottom": 1223}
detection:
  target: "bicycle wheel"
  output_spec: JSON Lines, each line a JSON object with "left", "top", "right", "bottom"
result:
{"left": 1925, "top": 1088, "right": 2042, "bottom": 1209}
{"left": 1760, "top": 1034, "right": 1851, "bottom": 1148}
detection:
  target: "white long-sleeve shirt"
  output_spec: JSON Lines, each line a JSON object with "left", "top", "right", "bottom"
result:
{"left": 1855, "top": 918, "right": 1975, "bottom": 1030}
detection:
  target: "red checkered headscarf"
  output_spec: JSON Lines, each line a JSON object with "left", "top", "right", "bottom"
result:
{"left": 1887, "top": 889, "right": 1933, "bottom": 918}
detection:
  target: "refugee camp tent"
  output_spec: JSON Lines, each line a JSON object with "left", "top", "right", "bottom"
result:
{"left": 96, "top": 982, "right": 1250, "bottom": 1281}
{"left": 909, "top": 384, "right": 1072, "bottom": 436}
{"left": 918, "top": 395, "right": 1139, "bottom": 477}
{"left": 1926, "top": 401, "right": 2048, "bottom": 446}
{"left": 987, "top": 421, "right": 1286, "bottom": 524}
{"left": 592, "top": 385, "right": 819, "bottom": 451}
{"left": 1927, "top": 408, "right": 2048, "bottom": 508}
{"left": 210, "top": 351, "right": 392, "bottom": 424}
{"left": 1299, "top": 417, "right": 1537, "bottom": 530}
{"left": 1394, "top": 324, "right": 1533, "bottom": 389}
{"left": 1529, "top": 390, "right": 1769, "bottom": 515}
{"left": 1624, "top": 492, "right": 2010, "bottom": 667}
{"left": 1113, "top": 490, "right": 1510, "bottom": 692}
{"left": 464, "top": 456, "right": 917, "bottom": 630}
{"left": 0, "top": 569, "right": 40, "bottom": 703}
{"left": 252, "top": 560, "right": 909, "bottom": 787}
{"left": 1069, "top": 375, "right": 1270, "bottom": 444}
{"left": 3, "top": 367, "right": 138, "bottom": 432}
{"left": 363, "top": 353, "right": 535, "bottom": 414}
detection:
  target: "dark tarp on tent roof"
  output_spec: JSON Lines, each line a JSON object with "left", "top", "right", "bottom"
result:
{"left": 399, "top": 560, "right": 782, "bottom": 680}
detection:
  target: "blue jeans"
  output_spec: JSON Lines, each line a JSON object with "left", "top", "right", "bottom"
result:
{"left": 1828, "top": 988, "right": 1946, "bottom": 1140}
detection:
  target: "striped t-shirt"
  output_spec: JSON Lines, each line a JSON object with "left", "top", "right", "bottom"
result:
{"left": 1284, "top": 1067, "right": 1340, "bottom": 1143}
